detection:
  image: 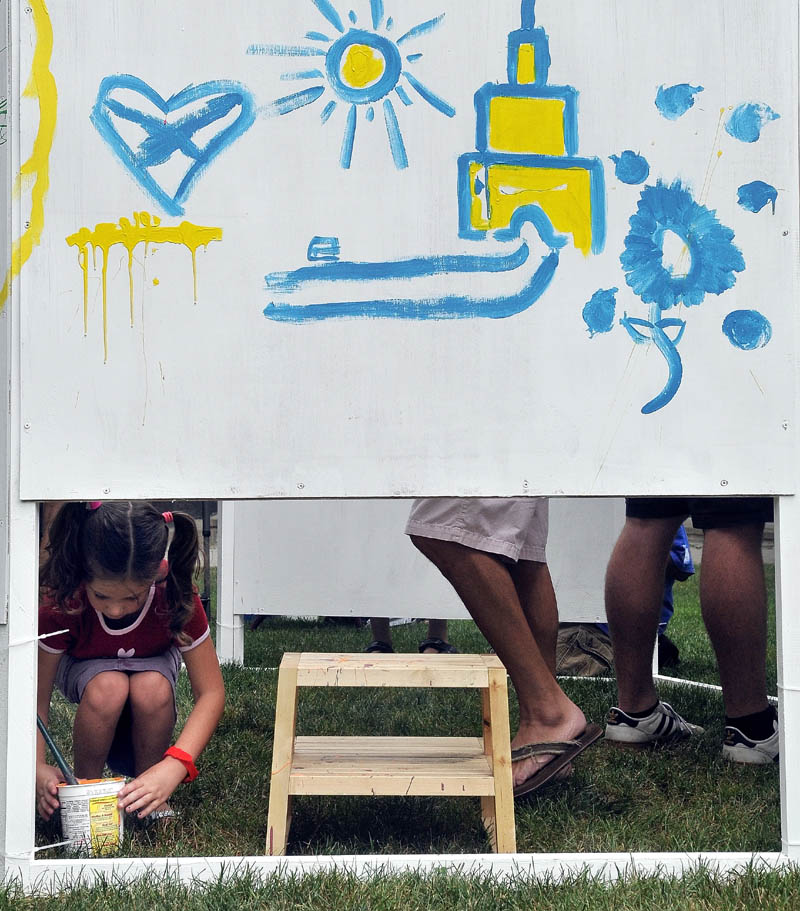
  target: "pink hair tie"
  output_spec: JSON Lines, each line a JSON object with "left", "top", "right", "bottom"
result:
{"left": 162, "top": 511, "right": 174, "bottom": 525}
{"left": 87, "top": 501, "right": 103, "bottom": 511}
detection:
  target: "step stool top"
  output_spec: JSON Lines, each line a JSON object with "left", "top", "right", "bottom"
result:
{"left": 280, "top": 651, "right": 507, "bottom": 688}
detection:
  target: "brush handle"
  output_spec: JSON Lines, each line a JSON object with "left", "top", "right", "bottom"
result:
{"left": 36, "top": 715, "right": 80, "bottom": 785}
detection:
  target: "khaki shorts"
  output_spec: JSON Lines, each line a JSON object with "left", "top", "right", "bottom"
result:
{"left": 405, "top": 497, "right": 548, "bottom": 563}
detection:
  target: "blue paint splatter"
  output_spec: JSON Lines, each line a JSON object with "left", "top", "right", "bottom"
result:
{"left": 609, "top": 151, "right": 650, "bottom": 185}
{"left": 725, "top": 103, "right": 780, "bottom": 143}
{"left": 722, "top": 310, "right": 772, "bottom": 350}
{"left": 621, "top": 180, "right": 745, "bottom": 310}
{"left": 737, "top": 181, "right": 778, "bottom": 214}
{"left": 655, "top": 83, "right": 703, "bottom": 120}
{"left": 582, "top": 288, "right": 618, "bottom": 337}
{"left": 91, "top": 76, "right": 256, "bottom": 217}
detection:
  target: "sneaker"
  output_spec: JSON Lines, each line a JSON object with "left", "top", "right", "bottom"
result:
{"left": 605, "top": 701, "right": 703, "bottom": 745}
{"left": 722, "top": 721, "right": 779, "bottom": 764}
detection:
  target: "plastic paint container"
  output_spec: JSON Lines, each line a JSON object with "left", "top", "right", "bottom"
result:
{"left": 57, "top": 777, "right": 125, "bottom": 856}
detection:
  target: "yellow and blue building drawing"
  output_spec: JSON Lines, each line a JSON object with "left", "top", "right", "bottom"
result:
{"left": 458, "top": 0, "right": 605, "bottom": 254}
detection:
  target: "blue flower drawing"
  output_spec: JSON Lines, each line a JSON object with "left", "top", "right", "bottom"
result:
{"left": 621, "top": 180, "right": 745, "bottom": 310}
{"left": 617, "top": 180, "right": 745, "bottom": 413}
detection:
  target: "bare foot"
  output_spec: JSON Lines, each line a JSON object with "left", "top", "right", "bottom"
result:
{"left": 510, "top": 704, "right": 588, "bottom": 788}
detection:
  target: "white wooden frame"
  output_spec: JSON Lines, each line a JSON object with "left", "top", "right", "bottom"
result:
{"left": 1, "top": 497, "right": 797, "bottom": 890}
{"left": 2, "top": 0, "right": 800, "bottom": 892}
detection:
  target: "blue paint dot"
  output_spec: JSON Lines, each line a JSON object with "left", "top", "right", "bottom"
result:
{"left": 725, "top": 103, "right": 780, "bottom": 143}
{"left": 583, "top": 288, "right": 618, "bottom": 337}
{"left": 609, "top": 151, "right": 650, "bottom": 185}
{"left": 722, "top": 310, "right": 772, "bottom": 350}
{"left": 737, "top": 181, "right": 778, "bottom": 214}
{"left": 366, "top": 106, "right": 375, "bottom": 122}
{"left": 655, "top": 83, "right": 704, "bottom": 120}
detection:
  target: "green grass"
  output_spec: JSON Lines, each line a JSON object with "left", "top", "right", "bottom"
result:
{"left": 27, "top": 562, "right": 786, "bottom": 907}
{"left": 7, "top": 866, "right": 800, "bottom": 910}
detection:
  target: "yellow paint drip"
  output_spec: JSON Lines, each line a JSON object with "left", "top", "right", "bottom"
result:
{"left": 66, "top": 212, "right": 222, "bottom": 361}
{"left": 0, "top": 0, "right": 58, "bottom": 311}
{"left": 342, "top": 44, "right": 385, "bottom": 88}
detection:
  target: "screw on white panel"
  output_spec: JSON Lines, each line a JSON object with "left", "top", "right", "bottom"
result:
{"left": 720, "top": 480, "right": 728, "bottom": 487}
{"left": 783, "top": 230, "right": 790, "bottom": 237}
{"left": 23, "top": 422, "right": 30, "bottom": 430}
{"left": 297, "top": 483, "right": 305, "bottom": 490}
{"left": 782, "top": 421, "right": 790, "bottom": 430}
{"left": 103, "top": 487, "right": 110, "bottom": 494}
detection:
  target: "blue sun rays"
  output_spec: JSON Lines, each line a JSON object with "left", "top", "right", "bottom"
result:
{"left": 249, "top": 0, "right": 454, "bottom": 169}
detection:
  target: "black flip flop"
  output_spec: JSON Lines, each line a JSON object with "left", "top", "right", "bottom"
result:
{"left": 512, "top": 723, "right": 604, "bottom": 799}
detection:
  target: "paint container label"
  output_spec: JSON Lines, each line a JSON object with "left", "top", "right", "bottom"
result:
{"left": 58, "top": 777, "right": 125, "bottom": 856}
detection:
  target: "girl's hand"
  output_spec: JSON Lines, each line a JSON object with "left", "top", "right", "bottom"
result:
{"left": 36, "top": 763, "right": 63, "bottom": 820}
{"left": 117, "top": 757, "right": 187, "bottom": 819}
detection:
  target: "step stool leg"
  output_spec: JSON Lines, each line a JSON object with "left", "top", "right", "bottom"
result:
{"left": 481, "top": 663, "right": 516, "bottom": 853}
{"left": 266, "top": 653, "right": 301, "bottom": 855}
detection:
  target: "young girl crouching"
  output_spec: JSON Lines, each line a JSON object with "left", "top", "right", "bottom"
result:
{"left": 36, "top": 501, "right": 225, "bottom": 821}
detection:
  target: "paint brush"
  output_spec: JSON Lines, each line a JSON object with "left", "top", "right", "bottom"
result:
{"left": 36, "top": 715, "right": 80, "bottom": 785}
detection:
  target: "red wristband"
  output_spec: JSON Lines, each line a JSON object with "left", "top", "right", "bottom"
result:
{"left": 163, "top": 746, "right": 199, "bottom": 782}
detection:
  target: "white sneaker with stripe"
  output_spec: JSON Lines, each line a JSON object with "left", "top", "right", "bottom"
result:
{"left": 605, "top": 701, "right": 703, "bottom": 745}
{"left": 722, "top": 718, "right": 779, "bottom": 764}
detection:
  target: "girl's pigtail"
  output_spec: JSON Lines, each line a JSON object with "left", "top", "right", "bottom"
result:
{"left": 39, "top": 502, "right": 91, "bottom": 609}
{"left": 164, "top": 511, "right": 200, "bottom": 644}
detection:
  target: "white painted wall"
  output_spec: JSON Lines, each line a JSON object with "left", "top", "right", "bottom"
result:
{"left": 223, "top": 497, "right": 623, "bottom": 621}
{"left": 10, "top": 0, "right": 798, "bottom": 501}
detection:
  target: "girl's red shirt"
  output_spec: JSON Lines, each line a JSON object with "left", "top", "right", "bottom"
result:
{"left": 38, "top": 585, "right": 209, "bottom": 659}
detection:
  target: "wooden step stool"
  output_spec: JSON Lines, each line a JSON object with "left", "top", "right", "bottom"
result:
{"left": 266, "top": 651, "right": 516, "bottom": 855}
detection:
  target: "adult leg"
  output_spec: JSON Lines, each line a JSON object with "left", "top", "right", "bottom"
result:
{"left": 700, "top": 523, "right": 769, "bottom": 718}
{"left": 426, "top": 618, "right": 448, "bottom": 643}
{"left": 128, "top": 671, "right": 176, "bottom": 775}
{"left": 73, "top": 671, "right": 130, "bottom": 778}
{"left": 509, "top": 560, "right": 558, "bottom": 676}
{"left": 367, "top": 617, "right": 393, "bottom": 649}
{"left": 409, "top": 536, "right": 587, "bottom": 787}
{"left": 604, "top": 516, "right": 682, "bottom": 713}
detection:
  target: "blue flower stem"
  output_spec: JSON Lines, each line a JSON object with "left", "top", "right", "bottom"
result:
{"left": 641, "top": 303, "right": 683, "bottom": 414}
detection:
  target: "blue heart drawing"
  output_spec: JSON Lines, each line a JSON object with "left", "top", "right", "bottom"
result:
{"left": 91, "top": 75, "right": 256, "bottom": 216}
